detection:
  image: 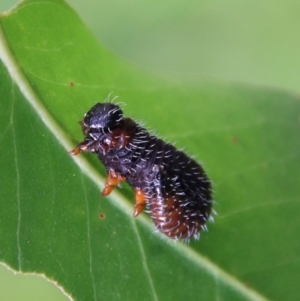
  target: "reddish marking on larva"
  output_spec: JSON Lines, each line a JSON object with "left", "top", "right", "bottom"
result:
{"left": 99, "top": 213, "right": 106, "bottom": 219}
{"left": 70, "top": 102, "right": 213, "bottom": 240}
{"left": 69, "top": 81, "right": 74, "bottom": 87}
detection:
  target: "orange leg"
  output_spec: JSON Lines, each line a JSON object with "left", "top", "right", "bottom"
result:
{"left": 133, "top": 188, "right": 147, "bottom": 217}
{"left": 69, "top": 142, "right": 88, "bottom": 155}
{"left": 101, "top": 169, "right": 125, "bottom": 196}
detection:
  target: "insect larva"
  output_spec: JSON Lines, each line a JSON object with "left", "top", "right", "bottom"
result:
{"left": 70, "top": 102, "right": 212, "bottom": 240}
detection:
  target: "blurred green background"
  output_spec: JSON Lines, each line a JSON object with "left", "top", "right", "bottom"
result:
{"left": 2, "top": 0, "right": 300, "bottom": 93}
{"left": 1, "top": 0, "right": 299, "bottom": 300}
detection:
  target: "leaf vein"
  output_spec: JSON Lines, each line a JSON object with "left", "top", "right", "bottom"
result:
{"left": 132, "top": 222, "right": 159, "bottom": 301}
{"left": 81, "top": 174, "right": 97, "bottom": 301}
{"left": 10, "top": 82, "right": 22, "bottom": 270}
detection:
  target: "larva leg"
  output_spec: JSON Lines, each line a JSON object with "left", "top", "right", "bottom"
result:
{"left": 69, "top": 141, "right": 89, "bottom": 155}
{"left": 101, "top": 169, "right": 125, "bottom": 196}
{"left": 133, "top": 188, "right": 147, "bottom": 217}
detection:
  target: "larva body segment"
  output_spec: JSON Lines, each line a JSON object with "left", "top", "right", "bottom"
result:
{"left": 71, "top": 102, "right": 212, "bottom": 240}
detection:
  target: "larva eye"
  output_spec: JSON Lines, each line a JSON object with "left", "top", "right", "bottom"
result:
{"left": 83, "top": 103, "right": 123, "bottom": 134}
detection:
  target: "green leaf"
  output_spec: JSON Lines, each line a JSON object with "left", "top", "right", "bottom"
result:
{"left": 0, "top": 1, "right": 299, "bottom": 301}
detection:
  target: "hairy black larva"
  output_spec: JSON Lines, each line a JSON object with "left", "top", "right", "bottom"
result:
{"left": 70, "top": 102, "right": 213, "bottom": 240}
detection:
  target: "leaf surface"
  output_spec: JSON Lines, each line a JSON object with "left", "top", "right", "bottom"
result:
{"left": 0, "top": 1, "right": 299, "bottom": 301}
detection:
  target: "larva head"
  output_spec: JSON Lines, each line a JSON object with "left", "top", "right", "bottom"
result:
{"left": 81, "top": 103, "right": 123, "bottom": 135}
